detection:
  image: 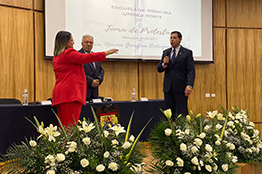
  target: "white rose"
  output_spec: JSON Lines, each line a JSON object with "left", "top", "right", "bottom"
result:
{"left": 46, "top": 170, "right": 55, "bottom": 174}
{"left": 111, "top": 139, "right": 119, "bottom": 146}
{"left": 184, "top": 173, "right": 191, "bottom": 174}
{"left": 29, "top": 140, "right": 37, "bottom": 147}
{"left": 122, "top": 142, "right": 132, "bottom": 149}
{"left": 56, "top": 153, "right": 65, "bottom": 162}
{"left": 205, "top": 144, "right": 213, "bottom": 152}
{"left": 82, "top": 137, "right": 91, "bottom": 146}
{"left": 232, "top": 156, "right": 238, "bottom": 163}
{"left": 205, "top": 165, "right": 212, "bottom": 172}
{"left": 247, "top": 148, "right": 252, "bottom": 153}
{"left": 227, "top": 152, "right": 232, "bottom": 158}
{"left": 165, "top": 160, "right": 174, "bottom": 167}
{"left": 215, "top": 134, "right": 220, "bottom": 139}
{"left": 235, "top": 113, "right": 242, "bottom": 119}
{"left": 215, "top": 123, "right": 223, "bottom": 129}
{"left": 194, "top": 138, "right": 203, "bottom": 147}
{"left": 254, "top": 130, "right": 260, "bottom": 136}
{"left": 227, "top": 121, "right": 234, "bottom": 127}
{"left": 80, "top": 158, "right": 89, "bottom": 168}
{"left": 215, "top": 140, "right": 221, "bottom": 146}
{"left": 129, "top": 135, "right": 135, "bottom": 142}
{"left": 226, "top": 143, "right": 235, "bottom": 150}
{"left": 191, "top": 146, "right": 199, "bottom": 153}
{"left": 176, "top": 157, "right": 184, "bottom": 167}
{"left": 228, "top": 112, "right": 234, "bottom": 120}
{"left": 222, "top": 164, "right": 228, "bottom": 172}
{"left": 164, "top": 128, "right": 172, "bottom": 136}
{"left": 67, "top": 141, "right": 77, "bottom": 152}
{"left": 185, "top": 128, "right": 190, "bottom": 135}
{"left": 45, "top": 155, "right": 55, "bottom": 166}
{"left": 191, "top": 156, "right": 199, "bottom": 165}
{"left": 247, "top": 126, "right": 253, "bottom": 130}
{"left": 241, "top": 132, "right": 248, "bottom": 139}
{"left": 96, "top": 164, "right": 105, "bottom": 172}
{"left": 180, "top": 143, "right": 187, "bottom": 151}
{"left": 103, "top": 151, "right": 110, "bottom": 158}
{"left": 251, "top": 147, "right": 257, "bottom": 152}
{"left": 198, "top": 132, "right": 206, "bottom": 139}
{"left": 217, "top": 113, "right": 225, "bottom": 120}
{"left": 249, "top": 122, "right": 255, "bottom": 127}
{"left": 204, "top": 125, "right": 210, "bottom": 131}
{"left": 104, "top": 130, "right": 109, "bottom": 138}
{"left": 108, "top": 162, "right": 118, "bottom": 171}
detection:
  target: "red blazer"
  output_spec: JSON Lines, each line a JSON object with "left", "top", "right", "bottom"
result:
{"left": 52, "top": 48, "right": 106, "bottom": 106}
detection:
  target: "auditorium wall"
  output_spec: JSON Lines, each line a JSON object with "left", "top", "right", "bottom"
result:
{"left": 0, "top": 0, "right": 261, "bottom": 124}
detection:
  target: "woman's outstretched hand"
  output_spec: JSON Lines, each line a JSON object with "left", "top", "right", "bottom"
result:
{"left": 105, "top": 49, "right": 119, "bottom": 56}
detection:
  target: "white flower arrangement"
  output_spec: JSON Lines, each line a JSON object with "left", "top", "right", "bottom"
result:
{"left": 148, "top": 107, "right": 261, "bottom": 174}
{"left": 214, "top": 106, "right": 262, "bottom": 163}
{"left": 0, "top": 107, "right": 151, "bottom": 174}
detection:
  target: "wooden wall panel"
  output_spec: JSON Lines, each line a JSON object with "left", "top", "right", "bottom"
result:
{"left": 0, "top": 6, "right": 34, "bottom": 102}
{"left": 99, "top": 61, "right": 138, "bottom": 101}
{"left": 34, "top": 12, "right": 55, "bottom": 101}
{"left": 213, "top": 0, "right": 226, "bottom": 27}
{"left": 227, "top": 29, "right": 262, "bottom": 122}
{"left": 189, "top": 28, "right": 227, "bottom": 115}
{"left": 0, "top": 0, "right": 32, "bottom": 9}
{"left": 235, "top": 163, "right": 262, "bottom": 174}
{"left": 227, "top": 0, "right": 262, "bottom": 28}
{"left": 254, "top": 124, "right": 262, "bottom": 139}
{"left": 34, "top": 0, "right": 43, "bottom": 11}
{"left": 139, "top": 61, "right": 164, "bottom": 100}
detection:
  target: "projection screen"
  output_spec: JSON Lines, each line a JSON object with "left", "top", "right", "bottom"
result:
{"left": 44, "top": 0, "right": 213, "bottom": 62}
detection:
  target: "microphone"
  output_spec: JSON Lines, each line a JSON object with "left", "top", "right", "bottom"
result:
{"left": 164, "top": 52, "right": 170, "bottom": 68}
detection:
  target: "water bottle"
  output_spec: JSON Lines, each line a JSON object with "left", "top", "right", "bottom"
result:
{"left": 23, "top": 89, "right": 28, "bottom": 105}
{"left": 132, "top": 88, "right": 136, "bottom": 102}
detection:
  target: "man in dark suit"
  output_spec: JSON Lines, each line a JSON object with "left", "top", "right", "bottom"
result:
{"left": 157, "top": 31, "right": 195, "bottom": 118}
{"left": 78, "top": 34, "right": 105, "bottom": 101}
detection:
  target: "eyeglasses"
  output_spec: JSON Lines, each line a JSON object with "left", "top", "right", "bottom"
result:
{"left": 83, "top": 41, "right": 93, "bottom": 44}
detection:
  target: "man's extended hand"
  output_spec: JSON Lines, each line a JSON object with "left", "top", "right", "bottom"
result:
{"left": 184, "top": 86, "right": 193, "bottom": 96}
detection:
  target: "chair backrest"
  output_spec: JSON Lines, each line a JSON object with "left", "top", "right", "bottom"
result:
{"left": 0, "top": 98, "right": 21, "bottom": 104}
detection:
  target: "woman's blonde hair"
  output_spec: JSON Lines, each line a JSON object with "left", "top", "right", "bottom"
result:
{"left": 53, "top": 31, "right": 71, "bottom": 56}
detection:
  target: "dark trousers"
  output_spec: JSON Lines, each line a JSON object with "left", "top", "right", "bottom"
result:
{"left": 164, "top": 90, "right": 188, "bottom": 118}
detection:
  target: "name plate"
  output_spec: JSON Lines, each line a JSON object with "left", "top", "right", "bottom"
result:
{"left": 92, "top": 98, "right": 103, "bottom": 103}
{"left": 41, "top": 100, "right": 52, "bottom": 105}
{"left": 140, "top": 97, "right": 148, "bottom": 101}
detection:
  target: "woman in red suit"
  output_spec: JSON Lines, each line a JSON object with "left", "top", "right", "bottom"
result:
{"left": 52, "top": 31, "right": 118, "bottom": 127}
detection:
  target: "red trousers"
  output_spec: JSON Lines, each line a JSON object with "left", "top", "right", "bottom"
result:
{"left": 56, "top": 101, "right": 83, "bottom": 127}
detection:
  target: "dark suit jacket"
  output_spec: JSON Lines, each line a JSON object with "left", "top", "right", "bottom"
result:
{"left": 157, "top": 46, "right": 195, "bottom": 93}
{"left": 78, "top": 48, "right": 104, "bottom": 99}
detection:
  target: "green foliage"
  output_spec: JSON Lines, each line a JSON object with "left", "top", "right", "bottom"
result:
{"left": 0, "top": 107, "right": 149, "bottom": 173}
{"left": 148, "top": 108, "right": 244, "bottom": 174}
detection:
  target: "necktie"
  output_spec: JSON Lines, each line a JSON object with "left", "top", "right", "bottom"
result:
{"left": 171, "top": 49, "right": 176, "bottom": 64}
